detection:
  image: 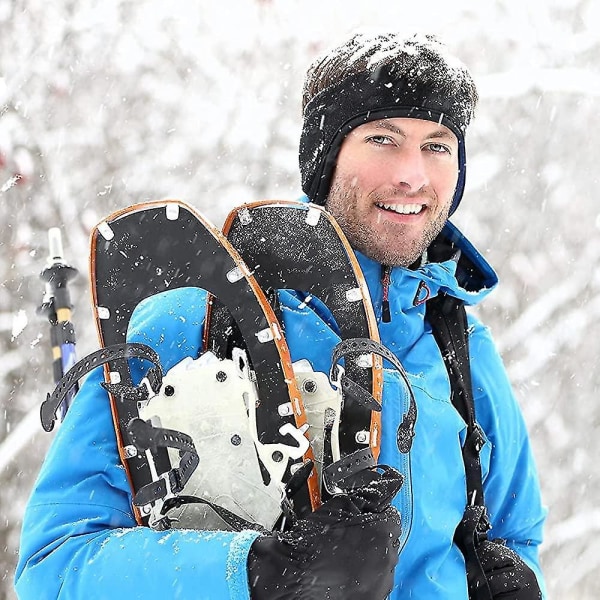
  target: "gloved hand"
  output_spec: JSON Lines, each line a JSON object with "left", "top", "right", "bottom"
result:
{"left": 470, "top": 539, "right": 542, "bottom": 600}
{"left": 248, "top": 465, "right": 403, "bottom": 600}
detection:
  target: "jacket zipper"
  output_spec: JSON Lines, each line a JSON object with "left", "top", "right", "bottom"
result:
{"left": 381, "top": 265, "right": 392, "bottom": 323}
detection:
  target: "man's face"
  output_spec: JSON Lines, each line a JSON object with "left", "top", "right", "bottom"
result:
{"left": 325, "top": 117, "right": 460, "bottom": 267}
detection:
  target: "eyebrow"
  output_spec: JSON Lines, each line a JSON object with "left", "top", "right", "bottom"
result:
{"left": 371, "top": 120, "right": 457, "bottom": 141}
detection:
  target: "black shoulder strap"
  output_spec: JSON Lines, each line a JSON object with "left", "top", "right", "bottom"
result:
{"left": 426, "top": 294, "right": 495, "bottom": 599}
{"left": 425, "top": 294, "right": 485, "bottom": 507}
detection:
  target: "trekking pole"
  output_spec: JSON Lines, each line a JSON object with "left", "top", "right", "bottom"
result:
{"left": 37, "top": 227, "right": 79, "bottom": 421}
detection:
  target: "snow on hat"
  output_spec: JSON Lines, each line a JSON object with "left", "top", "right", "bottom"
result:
{"left": 299, "top": 33, "right": 478, "bottom": 215}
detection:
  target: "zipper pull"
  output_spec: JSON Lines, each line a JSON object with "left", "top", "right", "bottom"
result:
{"left": 381, "top": 265, "right": 391, "bottom": 323}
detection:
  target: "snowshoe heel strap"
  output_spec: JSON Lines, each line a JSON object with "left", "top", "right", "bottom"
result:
{"left": 40, "top": 342, "right": 163, "bottom": 432}
{"left": 322, "top": 447, "right": 376, "bottom": 494}
{"left": 330, "top": 338, "right": 417, "bottom": 453}
{"left": 126, "top": 417, "right": 196, "bottom": 455}
{"left": 133, "top": 451, "right": 199, "bottom": 508}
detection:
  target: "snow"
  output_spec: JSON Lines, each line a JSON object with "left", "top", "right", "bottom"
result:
{"left": 0, "top": 407, "right": 40, "bottom": 473}
{"left": 479, "top": 67, "right": 600, "bottom": 99}
{"left": 1, "top": 1, "right": 599, "bottom": 598}
{"left": 10, "top": 309, "right": 28, "bottom": 341}
{"left": 1, "top": 175, "right": 20, "bottom": 193}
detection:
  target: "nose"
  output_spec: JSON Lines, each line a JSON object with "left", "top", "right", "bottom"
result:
{"left": 391, "top": 146, "right": 429, "bottom": 193}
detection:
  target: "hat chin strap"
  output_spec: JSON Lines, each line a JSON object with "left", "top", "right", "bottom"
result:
{"left": 449, "top": 136, "right": 467, "bottom": 215}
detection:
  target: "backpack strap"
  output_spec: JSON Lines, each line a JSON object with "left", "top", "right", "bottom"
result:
{"left": 426, "top": 294, "right": 486, "bottom": 507}
{"left": 426, "top": 294, "right": 494, "bottom": 599}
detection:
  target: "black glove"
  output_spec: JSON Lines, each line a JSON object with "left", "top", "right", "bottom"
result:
{"left": 470, "top": 539, "right": 542, "bottom": 600}
{"left": 248, "top": 465, "right": 403, "bottom": 600}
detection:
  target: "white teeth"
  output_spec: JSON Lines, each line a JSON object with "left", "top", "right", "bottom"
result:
{"left": 377, "top": 202, "right": 424, "bottom": 215}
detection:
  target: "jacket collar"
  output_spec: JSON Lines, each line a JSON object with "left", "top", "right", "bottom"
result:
{"left": 354, "top": 221, "right": 498, "bottom": 308}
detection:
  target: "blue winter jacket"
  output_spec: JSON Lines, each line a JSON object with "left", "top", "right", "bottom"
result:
{"left": 15, "top": 220, "right": 547, "bottom": 599}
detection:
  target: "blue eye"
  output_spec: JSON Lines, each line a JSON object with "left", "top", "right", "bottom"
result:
{"left": 426, "top": 143, "right": 452, "bottom": 154}
{"left": 367, "top": 135, "right": 394, "bottom": 145}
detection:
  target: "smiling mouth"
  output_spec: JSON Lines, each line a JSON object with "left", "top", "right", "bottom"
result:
{"left": 375, "top": 202, "right": 425, "bottom": 215}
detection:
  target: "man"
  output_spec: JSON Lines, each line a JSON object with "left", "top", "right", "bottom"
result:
{"left": 16, "top": 33, "right": 546, "bottom": 598}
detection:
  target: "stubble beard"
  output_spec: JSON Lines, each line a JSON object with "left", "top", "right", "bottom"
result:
{"left": 326, "top": 178, "right": 451, "bottom": 267}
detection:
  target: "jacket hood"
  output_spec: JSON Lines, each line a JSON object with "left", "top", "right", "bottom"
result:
{"left": 423, "top": 219, "right": 498, "bottom": 304}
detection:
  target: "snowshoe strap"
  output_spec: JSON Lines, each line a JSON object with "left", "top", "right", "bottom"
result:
{"left": 41, "top": 342, "right": 163, "bottom": 432}
{"left": 330, "top": 338, "right": 417, "bottom": 453}
{"left": 161, "top": 496, "right": 270, "bottom": 534}
{"left": 322, "top": 447, "right": 376, "bottom": 493}
{"left": 338, "top": 376, "right": 381, "bottom": 412}
{"left": 126, "top": 417, "right": 196, "bottom": 455}
{"left": 133, "top": 451, "right": 200, "bottom": 508}
{"left": 128, "top": 417, "right": 202, "bottom": 529}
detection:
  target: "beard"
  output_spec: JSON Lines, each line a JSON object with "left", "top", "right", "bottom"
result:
{"left": 325, "top": 177, "right": 451, "bottom": 267}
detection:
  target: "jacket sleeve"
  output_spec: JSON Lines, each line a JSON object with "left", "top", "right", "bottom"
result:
{"left": 467, "top": 315, "right": 548, "bottom": 597}
{"left": 15, "top": 287, "right": 259, "bottom": 600}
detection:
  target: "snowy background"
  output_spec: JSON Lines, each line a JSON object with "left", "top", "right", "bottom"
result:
{"left": 1, "top": 0, "right": 599, "bottom": 598}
